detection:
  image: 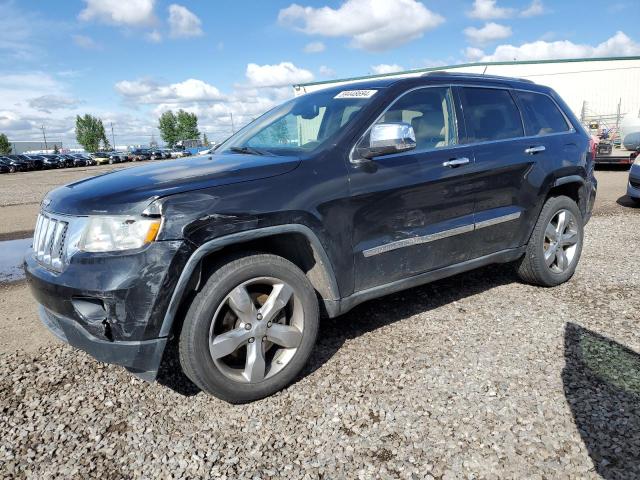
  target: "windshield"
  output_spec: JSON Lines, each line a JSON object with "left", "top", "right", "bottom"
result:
{"left": 218, "top": 88, "right": 377, "bottom": 155}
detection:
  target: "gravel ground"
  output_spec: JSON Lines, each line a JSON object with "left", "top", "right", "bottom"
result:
{"left": 0, "top": 170, "right": 639, "bottom": 478}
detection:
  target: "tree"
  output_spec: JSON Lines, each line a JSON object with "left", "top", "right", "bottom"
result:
{"left": 53, "top": 144, "right": 59, "bottom": 154}
{"left": 75, "top": 114, "right": 108, "bottom": 152}
{"left": 158, "top": 111, "right": 178, "bottom": 147}
{"left": 0, "top": 133, "right": 10, "bottom": 155}
{"left": 202, "top": 133, "right": 210, "bottom": 147}
{"left": 176, "top": 109, "right": 200, "bottom": 141}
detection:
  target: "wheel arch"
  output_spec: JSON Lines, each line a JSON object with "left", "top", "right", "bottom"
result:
{"left": 159, "top": 224, "right": 340, "bottom": 338}
{"left": 546, "top": 175, "right": 587, "bottom": 216}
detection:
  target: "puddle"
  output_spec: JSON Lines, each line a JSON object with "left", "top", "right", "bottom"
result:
{"left": 0, "top": 238, "right": 31, "bottom": 283}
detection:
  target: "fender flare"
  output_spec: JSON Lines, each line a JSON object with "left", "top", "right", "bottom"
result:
{"left": 158, "top": 224, "right": 340, "bottom": 337}
{"left": 553, "top": 174, "right": 585, "bottom": 188}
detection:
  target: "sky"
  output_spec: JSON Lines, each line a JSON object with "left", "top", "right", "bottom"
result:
{"left": 0, "top": 0, "right": 639, "bottom": 147}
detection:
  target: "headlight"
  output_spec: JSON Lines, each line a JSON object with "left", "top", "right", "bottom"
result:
{"left": 78, "top": 216, "right": 161, "bottom": 252}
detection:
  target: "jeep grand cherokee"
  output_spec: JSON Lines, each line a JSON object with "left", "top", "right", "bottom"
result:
{"left": 26, "top": 73, "right": 597, "bottom": 403}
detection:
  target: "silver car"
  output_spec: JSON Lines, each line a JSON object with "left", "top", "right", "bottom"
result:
{"left": 628, "top": 151, "right": 640, "bottom": 204}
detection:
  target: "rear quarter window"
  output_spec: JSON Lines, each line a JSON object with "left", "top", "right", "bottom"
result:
{"left": 516, "top": 91, "right": 571, "bottom": 136}
{"left": 461, "top": 87, "right": 524, "bottom": 143}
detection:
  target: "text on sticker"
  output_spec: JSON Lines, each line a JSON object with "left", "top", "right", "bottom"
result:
{"left": 334, "top": 90, "right": 377, "bottom": 99}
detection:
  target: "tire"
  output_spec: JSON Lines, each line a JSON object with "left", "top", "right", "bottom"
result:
{"left": 9, "top": 166, "right": 15, "bottom": 173}
{"left": 179, "top": 253, "right": 319, "bottom": 403}
{"left": 516, "top": 195, "right": 584, "bottom": 287}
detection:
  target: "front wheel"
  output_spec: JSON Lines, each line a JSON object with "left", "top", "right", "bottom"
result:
{"left": 9, "top": 166, "right": 15, "bottom": 173}
{"left": 179, "top": 253, "right": 319, "bottom": 403}
{"left": 516, "top": 195, "right": 584, "bottom": 287}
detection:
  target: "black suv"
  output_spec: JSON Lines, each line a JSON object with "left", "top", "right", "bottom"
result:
{"left": 26, "top": 73, "right": 596, "bottom": 403}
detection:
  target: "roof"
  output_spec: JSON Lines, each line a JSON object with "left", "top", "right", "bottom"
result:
{"left": 293, "top": 55, "right": 640, "bottom": 89}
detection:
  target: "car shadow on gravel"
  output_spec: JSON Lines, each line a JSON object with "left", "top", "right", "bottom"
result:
{"left": 302, "top": 263, "right": 518, "bottom": 379}
{"left": 562, "top": 323, "right": 640, "bottom": 479}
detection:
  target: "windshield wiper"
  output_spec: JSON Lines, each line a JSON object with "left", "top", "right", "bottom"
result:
{"left": 229, "top": 146, "right": 266, "bottom": 156}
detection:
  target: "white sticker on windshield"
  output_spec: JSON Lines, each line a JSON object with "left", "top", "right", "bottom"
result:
{"left": 334, "top": 89, "right": 377, "bottom": 99}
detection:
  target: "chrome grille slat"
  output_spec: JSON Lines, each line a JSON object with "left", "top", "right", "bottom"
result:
{"left": 33, "top": 212, "right": 69, "bottom": 272}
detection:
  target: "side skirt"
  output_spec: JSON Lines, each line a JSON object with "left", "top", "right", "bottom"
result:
{"left": 324, "top": 247, "right": 525, "bottom": 318}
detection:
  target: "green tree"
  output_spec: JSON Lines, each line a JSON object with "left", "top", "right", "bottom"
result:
{"left": 176, "top": 109, "right": 200, "bottom": 141}
{"left": 75, "top": 114, "right": 108, "bottom": 152}
{"left": 202, "top": 133, "right": 210, "bottom": 147}
{"left": 53, "top": 144, "right": 59, "bottom": 154}
{"left": 0, "top": 133, "right": 11, "bottom": 155}
{"left": 158, "top": 111, "right": 178, "bottom": 147}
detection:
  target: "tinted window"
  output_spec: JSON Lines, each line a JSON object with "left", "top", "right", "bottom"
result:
{"left": 462, "top": 88, "right": 524, "bottom": 142}
{"left": 377, "top": 87, "right": 458, "bottom": 150}
{"left": 517, "top": 91, "right": 570, "bottom": 136}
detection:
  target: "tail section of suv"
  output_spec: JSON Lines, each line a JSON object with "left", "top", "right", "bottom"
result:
{"left": 25, "top": 74, "right": 596, "bottom": 403}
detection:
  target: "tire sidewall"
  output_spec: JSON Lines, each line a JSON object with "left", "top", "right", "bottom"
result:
{"left": 533, "top": 196, "right": 584, "bottom": 285}
{"left": 181, "top": 255, "right": 319, "bottom": 403}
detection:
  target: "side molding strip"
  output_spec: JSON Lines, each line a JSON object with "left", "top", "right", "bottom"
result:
{"left": 362, "top": 211, "right": 522, "bottom": 258}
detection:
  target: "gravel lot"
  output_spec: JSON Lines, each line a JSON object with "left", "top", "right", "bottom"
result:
{"left": 0, "top": 166, "right": 639, "bottom": 479}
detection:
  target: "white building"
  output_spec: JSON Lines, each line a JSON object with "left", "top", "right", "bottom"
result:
{"left": 294, "top": 56, "right": 640, "bottom": 141}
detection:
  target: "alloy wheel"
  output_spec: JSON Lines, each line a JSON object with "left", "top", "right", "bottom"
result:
{"left": 209, "top": 277, "right": 304, "bottom": 383}
{"left": 543, "top": 209, "right": 579, "bottom": 273}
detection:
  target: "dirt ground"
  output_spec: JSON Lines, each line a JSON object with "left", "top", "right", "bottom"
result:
{"left": 0, "top": 165, "right": 635, "bottom": 356}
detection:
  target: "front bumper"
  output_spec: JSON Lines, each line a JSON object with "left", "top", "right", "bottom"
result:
{"left": 25, "top": 239, "right": 193, "bottom": 380}
{"left": 39, "top": 306, "right": 167, "bottom": 380}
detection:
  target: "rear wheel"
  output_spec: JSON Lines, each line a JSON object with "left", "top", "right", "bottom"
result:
{"left": 179, "top": 253, "right": 319, "bottom": 403}
{"left": 8, "top": 166, "right": 15, "bottom": 173}
{"left": 516, "top": 195, "right": 584, "bottom": 287}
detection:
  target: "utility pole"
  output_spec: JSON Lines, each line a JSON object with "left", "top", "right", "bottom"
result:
{"left": 230, "top": 112, "right": 235, "bottom": 134}
{"left": 110, "top": 122, "right": 116, "bottom": 149}
{"left": 41, "top": 125, "right": 48, "bottom": 150}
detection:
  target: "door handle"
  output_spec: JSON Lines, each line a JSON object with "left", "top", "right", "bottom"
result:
{"left": 442, "top": 157, "right": 470, "bottom": 167}
{"left": 524, "top": 145, "right": 546, "bottom": 154}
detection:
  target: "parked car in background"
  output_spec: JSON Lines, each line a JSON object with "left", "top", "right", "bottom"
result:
{"left": 24, "top": 155, "right": 44, "bottom": 170}
{"left": 0, "top": 156, "right": 27, "bottom": 172}
{"left": 7, "top": 155, "right": 34, "bottom": 170}
{"left": 0, "top": 157, "right": 15, "bottom": 173}
{"left": 116, "top": 151, "right": 131, "bottom": 162}
{"left": 130, "top": 148, "right": 151, "bottom": 161}
{"left": 91, "top": 152, "right": 113, "bottom": 165}
{"left": 71, "top": 153, "right": 94, "bottom": 166}
{"left": 149, "top": 149, "right": 165, "bottom": 160}
{"left": 627, "top": 150, "right": 640, "bottom": 204}
{"left": 33, "top": 154, "right": 61, "bottom": 169}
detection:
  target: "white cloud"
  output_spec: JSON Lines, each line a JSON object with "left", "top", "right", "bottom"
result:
{"left": 371, "top": 64, "right": 405, "bottom": 74}
{"left": 464, "top": 22, "right": 512, "bottom": 46}
{"left": 304, "top": 41, "right": 325, "bottom": 53}
{"left": 115, "top": 78, "right": 224, "bottom": 104}
{"left": 473, "top": 31, "right": 640, "bottom": 62}
{"left": 146, "top": 30, "right": 162, "bottom": 43}
{"left": 278, "top": 0, "right": 444, "bottom": 52}
{"left": 168, "top": 4, "right": 203, "bottom": 38}
{"left": 467, "top": 0, "right": 514, "bottom": 19}
{"left": 465, "top": 47, "right": 485, "bottom": 61}
{"left": 245, "top": 62, "right": 314, "bottom": 87}
{"left": 73, "top": 34, "right": 101, "bottom": 50}
{"left": 520, "top": 0, "right": 545, "bottom": 17}
{"left": 28, "top": 95, "right": 82, "bottom": 113}
{"left": 319, "top": 65, "right": 335, "bottom": 77}
{"left": 78, "top": 0, "right": 156, "bottom": 26}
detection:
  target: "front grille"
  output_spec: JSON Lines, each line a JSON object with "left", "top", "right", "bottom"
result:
{"left": 33, "top": 213, "right": 69, "bottom": 272}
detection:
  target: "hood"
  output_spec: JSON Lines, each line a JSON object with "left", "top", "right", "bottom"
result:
{"left": 44, "top": 153, "right": 300, "bottom": 216}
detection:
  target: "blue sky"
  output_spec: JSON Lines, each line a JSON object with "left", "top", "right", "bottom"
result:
{"left": 0, "top": 0, "right": 638, "bottom": 146}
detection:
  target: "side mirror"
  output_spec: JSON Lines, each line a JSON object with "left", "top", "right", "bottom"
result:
{"left": 355, "top": 122, "right": 416, "bottom": 161}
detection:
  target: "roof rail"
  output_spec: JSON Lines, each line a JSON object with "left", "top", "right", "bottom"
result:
{"left": 421, "top": 71, "right": 534, "bottom": 83}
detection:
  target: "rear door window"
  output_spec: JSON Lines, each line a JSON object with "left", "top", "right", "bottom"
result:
{"left": 516, "top": 91, "right": 571, "bottom": 136}
{"left": 461, "top": 87, "right": 524, "bottom": 143}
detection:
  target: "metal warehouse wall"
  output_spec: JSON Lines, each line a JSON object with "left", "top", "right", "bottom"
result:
{"left": 294, "top": 57, "right": 640, "bottom": 122}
